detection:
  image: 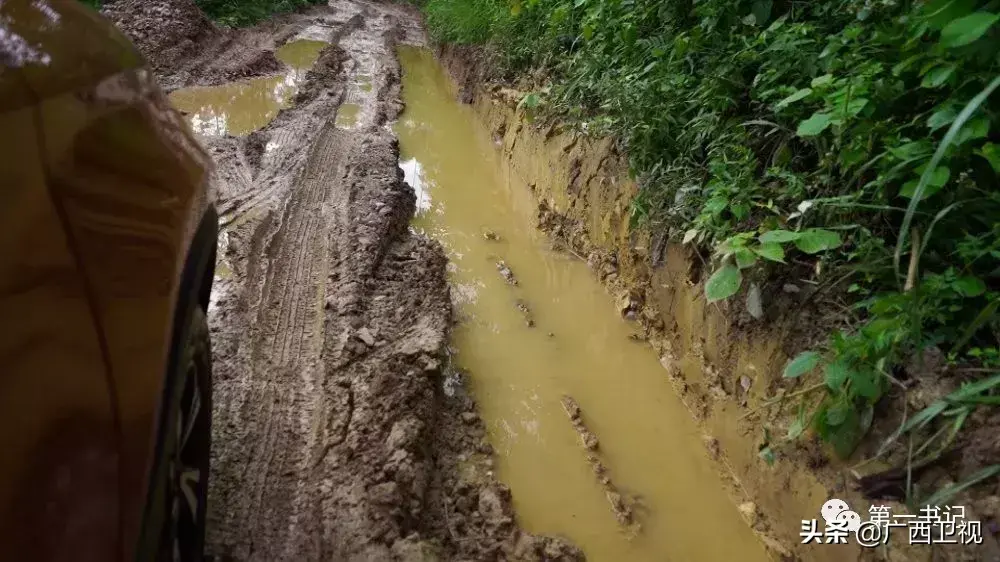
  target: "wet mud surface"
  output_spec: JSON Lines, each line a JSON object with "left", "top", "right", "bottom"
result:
{"left": 106, "top": 0, "right": 580, "bottom": 560}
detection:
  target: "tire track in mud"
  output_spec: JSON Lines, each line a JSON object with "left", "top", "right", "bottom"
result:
{"left": 204, "top": 4, "right": 452, "bottom": 559}
{"left": 117, "top": 1, "right": 586, "bottom": 559}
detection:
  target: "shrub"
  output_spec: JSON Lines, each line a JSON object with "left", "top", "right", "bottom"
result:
{"left": 425, "top": 0, "right": 1000, "bottom": 476}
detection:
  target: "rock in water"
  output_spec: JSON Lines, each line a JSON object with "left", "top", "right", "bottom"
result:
{"left": 496, "top": 259, "right": 518, "bottom": 285}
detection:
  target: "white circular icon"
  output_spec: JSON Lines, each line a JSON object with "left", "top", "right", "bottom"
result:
{"left": 835, "top": 509, "right": 863, "bottom": 532}
{"left": 821, "top": 498, "right": 850, "bottom": 523}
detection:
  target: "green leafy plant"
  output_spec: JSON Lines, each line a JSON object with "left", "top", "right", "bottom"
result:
{"left": 424, "top": 0, "right": 1000, "bottom": 490}
{"left": 194, "top": 0, "right": 326, "bottom": 26}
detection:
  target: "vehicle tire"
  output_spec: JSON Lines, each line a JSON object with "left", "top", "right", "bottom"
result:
{"left": 157, "top": 307, "right": 212, "bottom": 562}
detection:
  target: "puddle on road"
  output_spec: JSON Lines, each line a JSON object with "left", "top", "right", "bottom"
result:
{"left": 169, "top": 39, "right": 328, "bottom": 136}
{"left": 395, "top": 46, "right": 771, "bottom": 562}
{"left": 335, "top": 103, "right": 360, "bottom": 128}
{"left": 275, "top": 38, "right": 327, "bottom": 69}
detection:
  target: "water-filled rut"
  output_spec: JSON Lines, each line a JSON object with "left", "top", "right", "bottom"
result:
{"left": 395, "top": 46, "right": 771, "bottom": 562}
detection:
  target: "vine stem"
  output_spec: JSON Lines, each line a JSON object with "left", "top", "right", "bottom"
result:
{"left": 740, "top": 381, "right": 826, "bottom": 420}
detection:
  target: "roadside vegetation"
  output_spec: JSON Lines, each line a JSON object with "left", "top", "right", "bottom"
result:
{"left": 424, "top": 0, "right": 1000, "bottom": 501}
{"left": 192, "top": 0, "right": 326, "bottom": 26}
{"left": 82, "top": 0, "right": 325, "bottom": 26}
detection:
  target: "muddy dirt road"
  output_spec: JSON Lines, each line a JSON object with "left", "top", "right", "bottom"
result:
{"left": 106, "top": 0, "right": 580, "bottom": 560}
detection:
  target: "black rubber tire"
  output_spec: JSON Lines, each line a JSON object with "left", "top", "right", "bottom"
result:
{"left": 158, "top": 307, "right": 213, "bottom": 562}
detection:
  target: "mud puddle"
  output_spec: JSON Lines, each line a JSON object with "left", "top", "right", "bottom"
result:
{"left": 168, "top": 38, "right": 327, "bottom": 136}
{"left": 396, "top": 45, "right": 771, "bottom": 562}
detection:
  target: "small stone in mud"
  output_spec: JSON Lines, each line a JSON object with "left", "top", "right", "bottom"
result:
{"left": 617, "top": 290, "right": 642, "bottom": 319}
{"left": 460, "top": 412, "right": 478, "bottom": 425}
{"left": 483, "top": 230, "right": 501, "bottom": 241}
{"left": 496, "top": 260, "right": 518, "bottom": 285}
{"left": 515, "top": 299, "right": 535, "bottom": 327}
{"left": 606, "top": 491, "right": 632, "bottom": 525}
{"left": 356, "top": 327, "right": 376, "bottom": 346}
{"left": 547, "top": 332, "right": 555, "bottom": 337}
{"left": 703, "top": 435, "right": 720, "bottom": 460}
{"left": 782, "top": 283, "right": 801, "bottom": 294}
{"left": 738, "top": 502, "right": 759, "bottom": 527}
{"left": 560, "top": 396, "right": 581, "bottom": 420}
{"left": 477, "top": 439, "right": 493, "bottom": 455}
{"left": 478, "top": 485, "right": 512, "bottom": 519}
{"left": 580, "top": 430, "right": 599, "bottom": 451}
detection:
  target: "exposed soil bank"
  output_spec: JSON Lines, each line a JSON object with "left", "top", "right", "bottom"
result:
{"left": 438, "top": 46, "right": 1000, "bottom": 562}
{"left": 396, "top": 45, "right": 769, "bottom": 562}
{"left": 106, "top": 0, "right": 581, "bottom": 559}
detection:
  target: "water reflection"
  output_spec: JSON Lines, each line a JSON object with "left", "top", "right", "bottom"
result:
{"left": 168, "top": 39, "right": 328, "bottom": 137}
{"left": 399, "top": 157, "right": 431, "bottom": 213}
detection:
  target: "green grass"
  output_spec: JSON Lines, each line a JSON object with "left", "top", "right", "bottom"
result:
{"left": 194, "top": 0, "right": 327, "bottom": 26}
{"left": 424, "top": 0, "right": 1000, "bottom": 474}
{"left": 424, "top": 0, "right": 512, "bottom": 44}
{"left": 79, "top": 0, "right": 324, "bottom": 26}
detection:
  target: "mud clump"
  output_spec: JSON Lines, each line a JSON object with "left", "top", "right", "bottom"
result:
{"left": 102, "top": 0, "right": 218, "bottom": 75}
{"left": 496, "top": 259, "right": 518, "bottom": 285}
{"left": 560, "top": 396, "right": 638, "bottom": 531}
{"left": 515, "top": 299, "right": 535, "bottom": 328}
{"left": 426, "top": 387, "right": 585, "bottom": 562}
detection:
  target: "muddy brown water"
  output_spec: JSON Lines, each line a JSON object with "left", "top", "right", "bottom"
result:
{"left": 396, "top": 46, "right": 771, "bottom": 562}
{"left": 168, "top": 39, "right": 327, "bottom": 136}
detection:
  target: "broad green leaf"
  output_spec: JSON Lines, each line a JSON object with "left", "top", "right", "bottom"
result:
{"left": 850, "top": 369, "right": 883, "bottom": 401}
{"left": 753, "top": 242, "right": 785, "bottom": 262}
{"left": 776, "top": 88, "right": 812, "bottom": 109}
{"left": 900, "top": 166, "right": 950, "bottom": 199}
{"left": 784, "top": 351, "right": 821, "bottom": 378}
{"left": 940, "top": 12, "right": 1000, "bottom": 48}
{"left": 810, "top": 74, "right": 834, "bottom": 88}
{"left": 717, "top": 234, "right": 749, "bottom": 255}
{"left": 797, "top": 112, "right": 832, "bottom": 137}
{"left": 731, "top": 201, "right": 751, "bottom": 220}
{"left": 922, "top": 0, "right": 977, "bottom": 30}
{"left": 928, "top": 104, "right": 959, "bottom": 131}
{"left": 824, "top": 360, "right": 851, "bottom": 390}
{"left": 954, "top": 116, "right": 990, "bottom": 145}
{"left": 828, "top": 408, "right": 863, "bottom": 458}
{"left": 921, "top": 64, "right": 956, "bottom": 88}
{"left": 705, "top": 264, "right": 742, "bottom": 303}
{"left": 752, "top": 0, "right": 772, "bottom": 25}
{"left": 841, "top": 97, "right": 869, "bottom": 117}
{"left": 787, "top": 418, "right": 805, "bottom": 440}
{"left": 758, "top": 229, "right": 801, "bottom": 243}
{"left": 954, "top": 276, "right": 986, "bottom": 296}
{"left": 826, "top": 402, "right": 850, "bottom": 426}
{"left": 794, "top": 228, "right": 843, "bottom": 254}
{"left": 734, "top": 248, "right": 758, "bottom": 269}
{"left": 888, "top": 140, "right": 932, "bottom": 161}
{"left": 977, "top": 142, "right": 1000, "bottom": 172}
